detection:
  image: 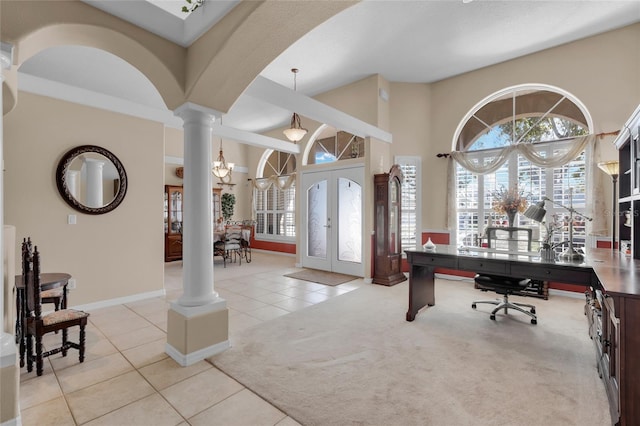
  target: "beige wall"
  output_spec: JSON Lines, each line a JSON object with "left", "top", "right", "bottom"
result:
{"left": 415, "top": 23, "right": 640, "bottom": 231}
{"left": 4, "top": 23, "right": 638, "bottom": 305}
{"left": 4, "top": 92, "right": 165, "bottom": 306}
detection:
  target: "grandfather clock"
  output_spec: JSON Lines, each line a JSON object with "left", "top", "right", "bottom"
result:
{"left": 373, "top": 165, "right": 407, "bottom": 286}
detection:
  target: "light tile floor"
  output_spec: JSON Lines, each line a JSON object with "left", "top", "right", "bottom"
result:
{"left": 19, "top": 251, "right": 364, "bottom": 425}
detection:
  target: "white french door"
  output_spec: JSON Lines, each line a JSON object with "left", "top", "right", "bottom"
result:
{"left": 300, "top": 166, "right": 364, "bottom": 276}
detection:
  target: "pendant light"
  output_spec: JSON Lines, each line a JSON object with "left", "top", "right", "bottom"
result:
{"left": 283, "top": 68, "right": 308, "bottom": 143}
{"left": 212, "top": 118, "right": 234, "bottom": 181}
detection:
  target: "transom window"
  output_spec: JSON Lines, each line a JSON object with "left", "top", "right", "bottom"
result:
{"left": 307, "top": 129, "right": 365, "bottom": 165}
{"left": 454, "top": 85, "right": 592, "bottom": 251}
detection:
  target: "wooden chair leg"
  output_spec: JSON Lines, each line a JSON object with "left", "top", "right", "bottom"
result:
{"left": 35, "top": 334, "right": 44, "bottom": 376}
{"left": 26, "top": 334, "right": 33, "bottom": 372}
{"left": 19, "top": 333, "right": 26, "bottom": 368}
{"left": 79, "top": 324, "right": 86, "bottom": 363}
{"left": 62, "top": 328, "right": 68, "bottom": 357}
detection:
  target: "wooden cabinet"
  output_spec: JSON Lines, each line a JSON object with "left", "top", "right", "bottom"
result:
{"left": 615, "top": 105, "right": 640, "bottom": 259}
{"left": 164, "top": 185, "right": 222, "bottom": 262}
{"left": 373, "top": 165, "right": 407, "bottom": 286}
{"left": 585, "top": 283, "right": 640, "bottom": 426}
{"left": 164, "top": 185, "right": 183, "bottom": 262}
{"left": 587, "top": 290, "right": 621, "bottom": 424}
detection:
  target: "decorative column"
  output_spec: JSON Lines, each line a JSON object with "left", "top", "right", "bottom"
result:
{"left": 84, "top": 158, "right": 105, "bottom": 207}
{"left": 0, "top": 41, "right": 20, "bottom": 426}
{"left": 166, "top": 103, "right": 229, "bottom": 366}
{"left": 66, "top": 170, "right": 80, "bottom": 200}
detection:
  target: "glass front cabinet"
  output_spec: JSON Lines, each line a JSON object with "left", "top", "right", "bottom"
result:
{"left": 164, "top": 185, "right": 222, "bottom": 262}
{"left": 373, "top": 165, "right": 407, "bottom": 286}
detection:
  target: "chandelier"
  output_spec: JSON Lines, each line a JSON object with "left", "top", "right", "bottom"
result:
{"left": 283, "top": 68, "right": 308, "bottom": 143}
{"left": 212, "top": 122, "right": 234, "bottom": 181}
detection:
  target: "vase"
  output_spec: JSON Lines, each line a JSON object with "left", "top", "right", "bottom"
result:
{"left": 540, "top": 244, "right": 555, "bottom": 262}
{"left": 423, "top": 237, "right": 436, "bottom": 252}
{"left": 506, "top": 210, "right": 517, "bottom": 227}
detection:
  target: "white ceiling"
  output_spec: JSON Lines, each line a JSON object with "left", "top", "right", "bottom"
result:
{"left": 16, "top": 0, "right": 640, "bottom": 136}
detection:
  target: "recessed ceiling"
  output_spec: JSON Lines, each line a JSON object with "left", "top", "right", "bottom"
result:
{"left": 17, "top": 1, "right": 640, "bottom": 135}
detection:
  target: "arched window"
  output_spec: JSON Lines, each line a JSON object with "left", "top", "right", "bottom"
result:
{"left": 304, "top": 126, "right": 365, "bottom": 165}
{"left": 253, "top": 150, "right": 296, "bottom": 241}
{"left": 453, "top": 85, "right": 593, "bottom": 251}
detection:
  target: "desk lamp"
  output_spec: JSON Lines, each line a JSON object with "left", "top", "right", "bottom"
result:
{"left": 523, "top": 190, "right": 593, "bottom": 262}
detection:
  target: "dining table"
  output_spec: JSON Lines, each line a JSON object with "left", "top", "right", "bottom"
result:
{"left": 14, "top": 272, "right": 72, "bottom": 367}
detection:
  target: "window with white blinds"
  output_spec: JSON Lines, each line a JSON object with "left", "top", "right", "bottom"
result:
{"left": 454, "top": 85, "right": 590, "bottom": 251}
{"left": 255, "top": 185, "right": 296, "bottom": 241}
{"left": 396, "top": 157, "right": 421, "bottom": 251}
{"left": 254, "top": 149, "right": 297, "bottom": 242}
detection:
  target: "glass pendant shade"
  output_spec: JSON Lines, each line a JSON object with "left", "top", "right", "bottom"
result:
{"left": 283, "top": 112, "right": 307, "bottom": 142}
{"left": 283, "top": 68, "right": 307, "bottom": 143}
{"left": 212, "top": 148, "right": 234, "bottom": 178}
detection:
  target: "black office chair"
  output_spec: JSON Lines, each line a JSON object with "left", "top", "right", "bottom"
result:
{"left": 471, "top": 227, "right": 538, "bottom": 324}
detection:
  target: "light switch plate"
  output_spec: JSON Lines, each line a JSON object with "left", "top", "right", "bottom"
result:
{"left": 68, "top": 214, "right": 76, "bottom": 225}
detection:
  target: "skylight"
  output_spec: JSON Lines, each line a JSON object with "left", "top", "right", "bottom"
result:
{"left": 145, "top": 0, "right": 191, "bottom": 20}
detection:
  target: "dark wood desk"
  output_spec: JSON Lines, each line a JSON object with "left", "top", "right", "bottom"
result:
{"left": 405, "top": 247, "right": 640, "bottom": 426}
{"left": 14, "top": 272, "right": 72, "bottom": 366}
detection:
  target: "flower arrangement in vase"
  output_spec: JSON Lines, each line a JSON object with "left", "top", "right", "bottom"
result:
{"left": 490, "top": 186, "right": 529, "bottom": 227}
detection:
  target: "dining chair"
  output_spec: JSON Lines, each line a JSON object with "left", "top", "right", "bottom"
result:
{"left": 23, "top": 244, "right": 90, "bottom": 376}
{"left": 240, "top": 220, "right": 254, "bottom": 263}
{"left": 222, "top": 223, "right": 243, "bottom": 267}
{"left": 21, "top": 237, "right": 65, "bottom": 312}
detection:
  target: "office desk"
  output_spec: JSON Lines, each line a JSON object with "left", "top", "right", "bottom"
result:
{"left": 405, "top": 247, "right": 640, "bottom": 426}
{"left": 14, "top": 272, "right": 72, "bottom": 367}
{"left": 405, "top": 246, "right": 595, "bottom": 321}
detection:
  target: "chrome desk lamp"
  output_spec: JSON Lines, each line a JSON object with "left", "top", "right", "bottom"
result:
{"left": 524, "top": 189, "right": 593, "bottom": 262}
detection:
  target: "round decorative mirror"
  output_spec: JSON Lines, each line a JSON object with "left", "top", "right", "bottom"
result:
{"left": 56, "top": 145, "right": 128, "bottom": 214}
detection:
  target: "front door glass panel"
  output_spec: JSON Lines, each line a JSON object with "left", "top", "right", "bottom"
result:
{"left": 307, "top": 180, "right": 328, "bottom": 258}
{"left": 337, "top": 177, "right": 362, "bottom": 263}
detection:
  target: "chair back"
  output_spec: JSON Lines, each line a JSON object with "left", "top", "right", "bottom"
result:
{"left": 241, "top": 220, "right": 254, "bottom": 246}
{"left": 486, "top": 227, "right": 532, "bottom": 252}
{"left": 224, "top": 223, "right": 243, "bottom": 247}
{"left": 21, "top": 237, "right": 32, "bottom": 283}
{"left": 22, "top": 242, "right": 43, "bottom": 320}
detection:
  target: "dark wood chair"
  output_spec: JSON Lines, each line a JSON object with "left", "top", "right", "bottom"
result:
{"left": 23, "top": 244, "right": 90, "bottom": 376}
{"left": 471, "top": 227, "right": 537, "bottom": 324}
{"left": 22, "top": 237, "right": 65, "bottom": 312}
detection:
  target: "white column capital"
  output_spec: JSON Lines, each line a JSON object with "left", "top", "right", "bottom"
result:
{"left": 1, "top": 42, "right": 14, "bottom": 71}
{"left": 174, "top": 102, "right": 222, "bottom": 125}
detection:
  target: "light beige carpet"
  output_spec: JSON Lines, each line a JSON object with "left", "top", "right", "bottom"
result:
{"left": 211, "top": 279, "right": 610, "bottom": 426}
{"left": 284, "top": 269, "right": 359, "bottom": 286}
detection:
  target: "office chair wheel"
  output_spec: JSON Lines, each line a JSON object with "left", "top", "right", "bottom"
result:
{"left": 531, "top": 319, "right": 537, "bottom": 325}
{"left": 530, "top": 308, "right": 536, "bottom": 314}
{"left": 490, "top": 314, "right": 496, "bottom": 320}
{"left": 471, "top": 303, "right": 477, "bottom": 309}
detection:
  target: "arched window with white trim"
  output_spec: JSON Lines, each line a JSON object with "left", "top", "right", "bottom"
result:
{"left": 452, "top": 85, "right": 594, "bottom": 252}
{"left": 253, "top": 150, "right": 296, "bottom": 241}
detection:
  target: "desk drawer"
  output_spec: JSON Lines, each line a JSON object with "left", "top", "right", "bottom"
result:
{"left": 412, "top": 254, "right": 457, "bottom": 269}
{"left": 458, "top": 258, "right": 508, "bottom": 274}
{"left": 515, "top": 264, "right": 592, "bottom": 284}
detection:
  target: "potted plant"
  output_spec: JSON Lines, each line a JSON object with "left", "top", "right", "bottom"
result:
{"left": 221, "top": 193, "right": 235, "bottom": 222}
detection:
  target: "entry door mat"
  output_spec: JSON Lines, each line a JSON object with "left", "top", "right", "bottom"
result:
{"left": 284, "top": 269, "right": 359, "bottom": 286}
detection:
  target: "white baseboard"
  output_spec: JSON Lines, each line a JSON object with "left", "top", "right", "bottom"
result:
{"left": 165, "top": 340, "right": 230, "bottom": 366}
{"left": 70, "top": 289, "right": 166, "bottom": 312}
